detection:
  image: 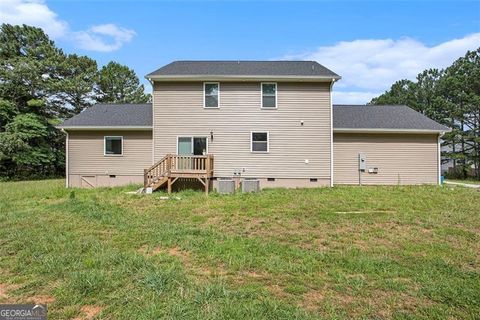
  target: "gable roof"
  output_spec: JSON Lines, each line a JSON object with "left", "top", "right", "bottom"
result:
{"left": 58, "top": 104, "right": 152, "bottom": 129}
{"left": 59, "top": 103, "right": 449, "bottom": 133}
{"left": 333, "top": 105, "right": 450, "bottom": 132}
{"left": 146, "top": 61, "right": 340, "bottom": 81}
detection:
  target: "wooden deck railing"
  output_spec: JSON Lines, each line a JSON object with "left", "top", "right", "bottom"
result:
{"left": 144, "top": 154, "right": 214, "bottom": 192}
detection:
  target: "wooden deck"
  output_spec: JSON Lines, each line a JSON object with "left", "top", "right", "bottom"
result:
{"left": 144, "top": 154, "right": 214, "bottom": 193}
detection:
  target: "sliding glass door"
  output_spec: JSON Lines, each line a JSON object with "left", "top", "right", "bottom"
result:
{"left": 177, "top": 137, "right": 207, "bottom": 155}
{"left": 177, "top": 137, "right": 208, "bottom": 170}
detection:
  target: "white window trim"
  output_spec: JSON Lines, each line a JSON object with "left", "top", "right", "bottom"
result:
{"left": 261, "top": 82, "right": 277, "bottom": 109}
{"left": 176, "top": 136, "right": 209, "bottom": 155}
{"left": 250, "top": 131, "right": 269, "bottom": 153}
{"left": 104, "top": 136, "right": 123, "bottom": 156}
{"left": 203, "top": 82, "right": 220, "bottom": 109}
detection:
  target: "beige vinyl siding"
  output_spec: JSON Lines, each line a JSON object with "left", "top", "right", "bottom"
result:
{"left": 153, "top": 82, "right": 331, "bottom": 179}
{"left": 68, "top": 130, "right": 152, "bottom": 177}
{"left": 333, "top": 133, "right": 438, "bottom": 185}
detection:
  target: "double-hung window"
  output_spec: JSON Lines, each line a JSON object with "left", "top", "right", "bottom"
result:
{"left": 104, "top": 136, "right": 123, "bottom": 156}
{"left": 251, "top": 132, "right": 269, "bottom": 153}
{"left": 204, "top": 82, "right": 219, "bottom": 108}
{"left": 261, "top": 83, "right": 277, "bottom": 108}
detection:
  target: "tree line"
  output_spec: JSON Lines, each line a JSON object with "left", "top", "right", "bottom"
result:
{"left": 369, "top": 48, "right": 480, "bottom": 180}
{"left": 0, "top": 24, "right": 150, "bottom": 179}
{"left": 1, "top": 23, "right": 478, "bottom": 180}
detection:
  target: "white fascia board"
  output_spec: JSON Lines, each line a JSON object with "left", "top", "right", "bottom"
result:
{"left": 146, "top": 75, "right": 341, "bottom": 82}
{"left": 333, "top": 128, "right": 448, "bottom": 134}
{"left": 59, "top": 126, "right": 152, "bottom": 131}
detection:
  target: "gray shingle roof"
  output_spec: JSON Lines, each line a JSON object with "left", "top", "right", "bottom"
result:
{"left": 59, "top": 103, "right": 449, "bottom": 132}
{"left": 333, "top": 105, "right": 450, "bottom": 131}
{"left": 146, "top": 61, "right": 340, "bottom": 79}
{"left": 59, "top": 104, "right": 152, "bottom": 128}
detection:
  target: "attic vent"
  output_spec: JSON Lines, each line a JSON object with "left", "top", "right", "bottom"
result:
{"left": 312, "top": 64, "right": 315, "bottom": 70}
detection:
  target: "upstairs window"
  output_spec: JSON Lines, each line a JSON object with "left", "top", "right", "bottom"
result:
{"left": 251, "top": 132, "right": 269, "bottom": 152}
{"left": 261, "top": 83, "right": 277, "bottom": 108}
{"left": 204, "top": 82, "right": 219, "bottom": 108}
{"left": 104, "top": 136, "right": 123, "bottom": 156}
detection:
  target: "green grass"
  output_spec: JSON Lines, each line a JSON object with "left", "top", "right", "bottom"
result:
{"left": 0, "top": 180, "right": 479, "bottom": 319}
{"left": 445, "top": 179, "right": 480, "bottom": 185}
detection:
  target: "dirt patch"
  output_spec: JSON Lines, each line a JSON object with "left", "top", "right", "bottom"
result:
{"left": 301, "top": 290, "right": 325, "bottom": 310}
{"left": 267, "top": 284, "right": 290, "bottom": 300}
{"left": 192, "top": 263, "right": 228, "bottom": 279}
{"left": 27, "top": 295, "right": 55, "bottom": 304}
{"left": 243, "top": 271, "right": 265, "bottom": 279}
{"left": 73, "top": 305, "right": 103, "bottom": 320}
{"left": 137, "top": 245, "right": 163, "bottom": 257}
{"left": 0, "top": 283, "right": 20, "bottom": 301}
{"left": 138, "top": 245, "right": 189, "bottom": 259}
{"left": 168, "top": 246, "right": 189, "bottom": 261}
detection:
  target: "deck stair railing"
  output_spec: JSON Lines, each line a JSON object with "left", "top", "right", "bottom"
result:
{"left": 144, "top": 154, "right": 214, "bottom": 193}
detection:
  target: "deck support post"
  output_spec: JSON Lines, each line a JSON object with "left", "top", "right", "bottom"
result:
{"left": 144, "top": 154, "right": 213, "bottom": 194}
{"left": 143, "top": 169, "right": 148, "bottom": 189}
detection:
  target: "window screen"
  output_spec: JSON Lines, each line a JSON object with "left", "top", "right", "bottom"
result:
{"left": 204, "top": 83, "right": 219, "bottom": 108}
{"left": 251, "top": 132, "right": 268, "bottom": 152}
{"left": 105, "top": 137, "right": 122, "bottom": 155}
{"left": 262, "top": 83, "right": 276, "bottom": 108}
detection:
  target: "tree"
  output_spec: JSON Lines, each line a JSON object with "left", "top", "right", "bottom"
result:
{"left": 96, "top": 61, "right": 150, "bottom": 103}
{"left": 50, "top": 54, "right": 98, "bottom": 116}
{"left": 0, "top": 102, "right": 56, "bottom": 177}
{"left": 0, "top": 24, "right": 64, "bottom": 115}
{"left": 0, "top": 99, "right": 18, "bottom": 131}
{"left": 440, "top": 48, "right": 480, "bottom": 179}
{"left": 369, "top": 79, "right": 417, "bottom": 107}
{"left": 369, "top": 47, "right": 480, "bottom": 179}
{"left": 0, "top": 24, "right": 67, "bottom": 178}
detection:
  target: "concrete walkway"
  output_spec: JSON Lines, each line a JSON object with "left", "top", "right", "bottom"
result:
{"left": 444, "top": 181, "right": 480, "bottom": 188}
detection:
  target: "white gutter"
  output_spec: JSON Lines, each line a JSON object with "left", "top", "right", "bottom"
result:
{"left": 149, "top": 78, "right": 155, "bottom": 165}
{"left": 62, "top": 129, "right": 69, "bottom": 188}
{"left": 334, "top": 128, "right": 449, "bottom": 134}
{"left": 438, "top": 132, "right": 445, "bottom": 185}
{"left": 146, "top": 75, "right": 341, "bottom": 82}
{"left": 329, "top": 80, "right": 335, "bottom": 187}
{"left": 58, "top": 126, "right": 152, "bottom": 131}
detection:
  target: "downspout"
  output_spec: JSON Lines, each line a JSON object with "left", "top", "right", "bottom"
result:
{"left": 438, "top": 132, "right": 444, "bottom": 185}
{"left": 329, "top": 79, "right": 335, "bottom": 187}
{"left": 63, "top": 129, "right": 69, "bottom": 188}
{"left": 148, "top": 77, "right": 155, "bottom": 164}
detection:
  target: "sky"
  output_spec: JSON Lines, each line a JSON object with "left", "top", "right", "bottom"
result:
{"left": 1, "top": 0, "right": 479, "bottom": 104}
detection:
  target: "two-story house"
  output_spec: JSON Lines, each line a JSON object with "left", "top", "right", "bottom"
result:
{"left": 59, "top": 61, "right": 449, "bottom": 191}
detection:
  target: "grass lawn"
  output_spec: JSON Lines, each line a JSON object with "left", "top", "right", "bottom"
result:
{"left": 445, "top": 179, "right": 480, "bottom": 186}
{"left": 0, "top": 180, "right": 479, "bottom": 319}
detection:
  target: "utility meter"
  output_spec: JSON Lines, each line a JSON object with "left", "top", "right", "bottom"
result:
{"left": 359, "top": 153, "right": 366, "bottom": 171}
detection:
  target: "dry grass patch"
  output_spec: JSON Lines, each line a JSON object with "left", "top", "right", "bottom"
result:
{"left": 0, "top": 283, "right": 20, "bottom": 302}
{"left": 73, "top": 305, "right": 103, "bottom": 320}
{"left": 1, "top": 180, "right": 479, "bottom": 319}
{"left": 27, "top": 294, "right": 56, "bottom": 304}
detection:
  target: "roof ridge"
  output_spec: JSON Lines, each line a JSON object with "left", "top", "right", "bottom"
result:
{"left": 170, "top": 60, "right": 318, "bottom": 63}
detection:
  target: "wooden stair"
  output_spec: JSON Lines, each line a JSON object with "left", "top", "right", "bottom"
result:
{"left": 144, "top": 154, "right": 214, "bottom": 193}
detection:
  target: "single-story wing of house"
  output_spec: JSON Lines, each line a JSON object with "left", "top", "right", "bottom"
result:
{"left": 58, "top": 61, "right": 450, "bottom": 191}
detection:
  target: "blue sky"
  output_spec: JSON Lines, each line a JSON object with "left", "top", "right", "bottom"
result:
{"left": 2, "top": 0, "right": 479, "bottom": 103}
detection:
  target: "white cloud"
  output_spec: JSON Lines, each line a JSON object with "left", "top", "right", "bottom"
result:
{"left": 0, "top": 0, "right": 135, "bottom": 52}
{"left": 333, "top": 91, "right": 382, "bottom": 105}
{"left": 74, "top": 24, "right": 136, "bottom": 52}
{"left": 283, "top": 34, "right": 480, "bottom": 104}
{"left": 0, "top": 0, "right": 68, "bottom": 38}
